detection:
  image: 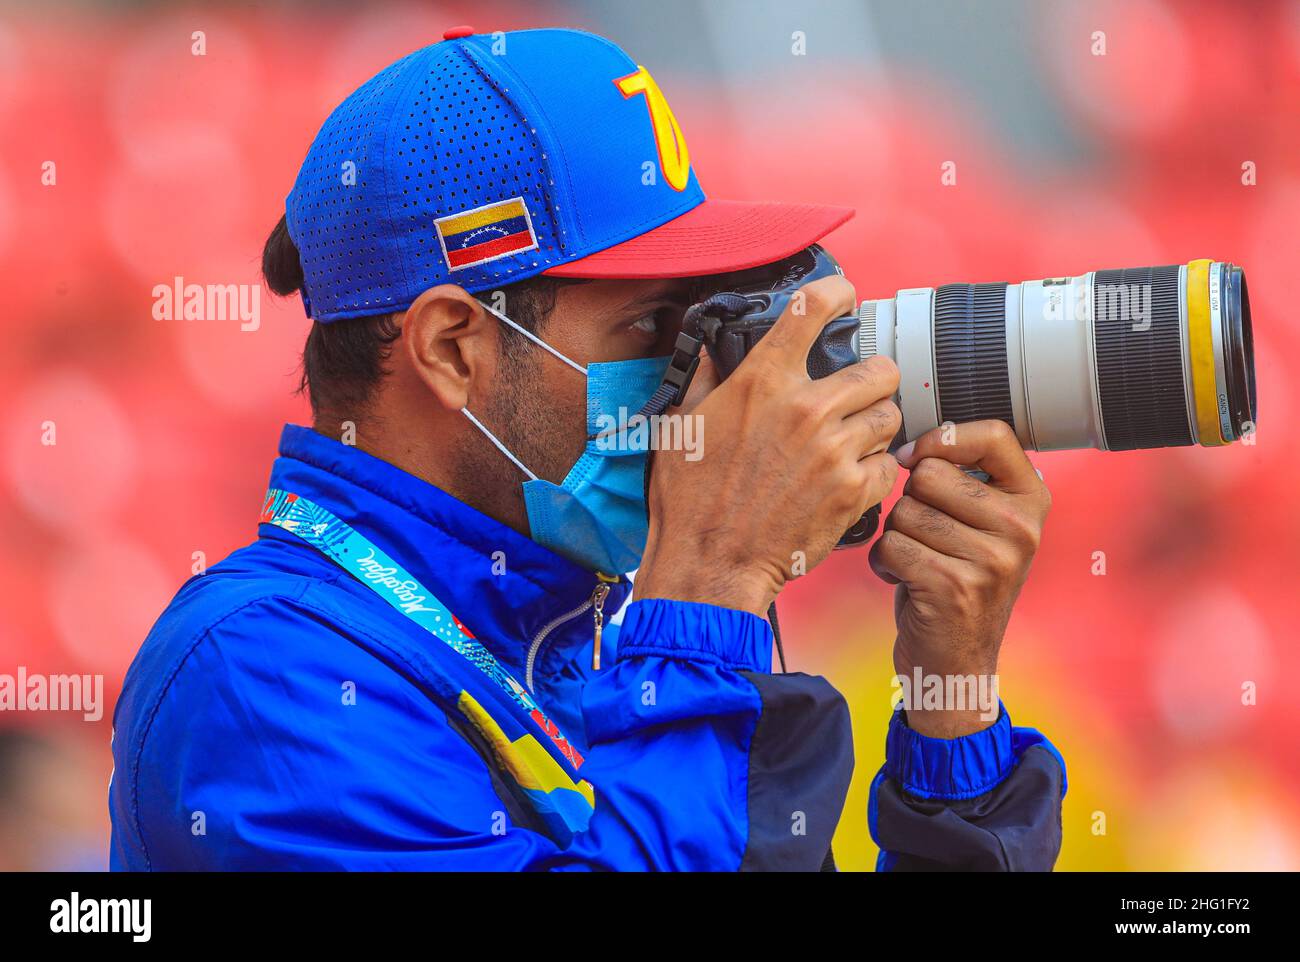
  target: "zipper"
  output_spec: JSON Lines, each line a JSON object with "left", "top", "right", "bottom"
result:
{"left": 524, "top": 580, "right": 613, "bottom": 693}
{"left": 591, "top": 583, "right": 609, "bottom": 671}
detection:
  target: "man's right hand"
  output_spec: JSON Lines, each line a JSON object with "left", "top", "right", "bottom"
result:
{"left": 634, "top": 275, "right": 902, "bottom": 617}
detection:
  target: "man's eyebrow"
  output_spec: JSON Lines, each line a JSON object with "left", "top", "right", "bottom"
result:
{"left": 612, "top": 284, "right": 694, "bottom": 314}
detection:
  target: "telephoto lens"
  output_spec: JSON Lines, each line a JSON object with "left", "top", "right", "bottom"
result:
{"left": 688, "top": 245, "right": 1256, "bottom": 547}
{"left": 857, "top": 258, "right": 1256, "bottom": 451}
{"left": 700, "top": 245, "right": 1256, "bottom": 452}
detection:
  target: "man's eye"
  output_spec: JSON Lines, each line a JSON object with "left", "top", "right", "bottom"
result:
{"left": 630, "top": 313, "right": 659, "bottom": 336}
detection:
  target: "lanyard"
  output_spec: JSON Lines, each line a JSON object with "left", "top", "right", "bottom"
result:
{"left": 259, "top": 488, "right": 585, "bottom": 769}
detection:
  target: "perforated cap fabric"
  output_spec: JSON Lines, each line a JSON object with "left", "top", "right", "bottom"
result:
{"left": 285, "top": 27, "right": 853, "bottom": 322}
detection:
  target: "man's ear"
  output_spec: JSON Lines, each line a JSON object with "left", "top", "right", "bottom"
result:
{"left": 401, "top": 284, "right": 497, "bottom": 411}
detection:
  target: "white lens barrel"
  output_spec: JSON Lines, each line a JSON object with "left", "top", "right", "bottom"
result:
{"left": 853, "top": 260, "right": 1250, "bottom": 452}
{"left": 1014, "top": 274, "right": 1107, "bottom": 450}
{"left": 890, "top": 288, "right": 940, "bottom": 441}
{"left": 860, "top": 279, "right": 1107, "bottom": 449}
{"left": 1002, "top": 283, "right": 1033, "bottom": 448}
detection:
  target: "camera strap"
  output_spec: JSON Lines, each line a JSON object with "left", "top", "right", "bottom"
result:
{"left": 638, "top": 291, "right": 752, "bottom": 419}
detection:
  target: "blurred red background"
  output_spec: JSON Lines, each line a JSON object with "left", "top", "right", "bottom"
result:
{"left": 1, "top": 0, "right": 1297, "bottom": 870}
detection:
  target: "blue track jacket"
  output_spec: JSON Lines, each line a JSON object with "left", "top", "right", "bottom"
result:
{"left": 109, "top": 425, "right": 1066, "bottom": 871}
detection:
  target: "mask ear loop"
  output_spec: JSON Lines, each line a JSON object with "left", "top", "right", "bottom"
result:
{"left": 460, "top": 407, "right": 539, "bottom": 482}
{"left": 464, "top": 298, "right": 589, "bottom": 480}
{"left": 477, "top": 299, "right": 588, "bottom": 376}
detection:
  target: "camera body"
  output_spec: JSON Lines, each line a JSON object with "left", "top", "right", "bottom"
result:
{"left": 691, "top": 245, "right": 882, "bottom": 546}
{"left": 703, "top": 245, "right": 862, "bottom": 383}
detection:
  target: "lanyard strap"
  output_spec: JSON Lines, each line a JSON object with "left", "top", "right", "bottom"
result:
{"left": 259, "top": 488, "right": 584, "bottom": 769}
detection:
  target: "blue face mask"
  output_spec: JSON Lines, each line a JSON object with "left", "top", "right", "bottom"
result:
{"left": 461, "top": 301, "right": 670, "bottom": 576}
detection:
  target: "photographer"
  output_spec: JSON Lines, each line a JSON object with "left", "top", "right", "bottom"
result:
{"left": 109, "top": 26, "right": 1065, "bottom": 872}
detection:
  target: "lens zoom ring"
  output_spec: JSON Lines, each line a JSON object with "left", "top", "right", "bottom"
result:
{"left": 1093, "top": 266, "right": 1193, "bottom": 450}
{"left": 857, "top": 300, "right": 877, "bottom": 358}
{"left": 933, "top": 282, "right": 1013, "bottom": 428}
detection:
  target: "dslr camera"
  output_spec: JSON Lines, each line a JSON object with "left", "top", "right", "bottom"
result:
{"left": 659, "top": 246, "right": 1256, "bottom": 545}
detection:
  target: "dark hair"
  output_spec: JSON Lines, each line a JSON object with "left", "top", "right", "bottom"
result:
{"left": 261, "top": 215, "right": 575, "bottom": 424}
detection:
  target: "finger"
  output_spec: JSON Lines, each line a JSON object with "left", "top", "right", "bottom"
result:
{"left": 869, "top": 527, "right": 960, "bottom": 588}
{"left": 840, "top": 397, "right": 903, "bottom": 459}
{"left": 901, "top": 455, "right": 1018, "bottom": 532}
{"left": 855, "top": 450, "right": 899, "bottom": 512}
{"left": 679, "top": 347, "right": 719, "bottom": 413}
{"left": 749, "top": 275, "right": 856, "bottom": 374}
{"left": 895, "top": 419, "right": 1041, "bottom": 497}
{"left": 885, "top": 493, "right": 990, "bottom": 564}
{"left": 815, "top": 354, "right": 901, "bottom": 418}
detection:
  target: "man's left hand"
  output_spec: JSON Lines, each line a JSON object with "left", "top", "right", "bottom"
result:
{"left": 869, "top": 419, "right": 1051, "bottom": 738}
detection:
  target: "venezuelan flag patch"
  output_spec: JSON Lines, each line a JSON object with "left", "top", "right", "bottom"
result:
{"left": 435, "top": 197, "right": 539, "bottom": 271}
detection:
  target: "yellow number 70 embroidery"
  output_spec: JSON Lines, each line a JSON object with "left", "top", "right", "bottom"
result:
{"left": 614, "top": 66, "right": 691, "bottom": 192}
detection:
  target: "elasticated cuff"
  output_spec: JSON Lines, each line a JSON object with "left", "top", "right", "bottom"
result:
{"left": 616, "top": 598, "right": 773, "bottom": 673}
{"left": 884, "top": 701, "right": 1015, "bottom": 801}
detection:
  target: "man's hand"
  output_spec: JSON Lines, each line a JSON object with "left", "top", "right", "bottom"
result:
{"left": 635, "top": 275, "right": 902, "bottom": 617}
{"left": 870, "top": 420, "right": 1051, "bottom": 738}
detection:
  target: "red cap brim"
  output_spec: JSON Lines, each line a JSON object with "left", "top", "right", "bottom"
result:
{"left": 543, "top": 199, "right": 854, "bottom": 279}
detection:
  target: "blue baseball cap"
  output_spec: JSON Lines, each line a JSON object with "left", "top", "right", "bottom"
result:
{"left": 285, "top": 25, "right": 853, "bottom": 322}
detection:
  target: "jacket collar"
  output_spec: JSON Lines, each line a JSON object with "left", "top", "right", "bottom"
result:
{"left": 262, "top": 424, "right": 627, "bottom": 678}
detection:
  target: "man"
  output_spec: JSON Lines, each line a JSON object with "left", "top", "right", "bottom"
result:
{"left": 110, "top": 26, "right": 1065, "bottom": 871}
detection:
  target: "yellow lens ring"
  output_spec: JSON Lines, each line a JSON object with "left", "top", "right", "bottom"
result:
{"left": 1185, "top": 259, "right": 1227, "bottom": 446}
